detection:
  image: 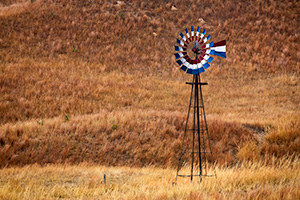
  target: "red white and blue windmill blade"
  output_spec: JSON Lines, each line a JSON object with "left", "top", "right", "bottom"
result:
{"left": 174, "top": 26, "right": 226, "bottom": 75}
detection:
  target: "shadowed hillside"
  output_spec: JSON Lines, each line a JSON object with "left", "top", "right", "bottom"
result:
{"left": 0, "top": 0, "right": 299, "bottom": 168}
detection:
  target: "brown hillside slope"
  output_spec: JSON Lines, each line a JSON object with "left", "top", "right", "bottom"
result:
{"left": 0, "top": 0, "right": 299, "bottom": 167}
{"left": 0, "top": 110, "right": 255, "bottom": 167}
{"left": 0, "top": 0, "right": 299, "bottom": 123}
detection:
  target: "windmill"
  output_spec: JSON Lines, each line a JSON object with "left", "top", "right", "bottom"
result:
{"left": 173, "top": 26, "right": 226, "bottom": 183}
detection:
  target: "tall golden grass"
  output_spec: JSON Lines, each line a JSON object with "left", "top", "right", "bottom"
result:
{"left": 0, "top": 156, "right": 299, "bottom": 199}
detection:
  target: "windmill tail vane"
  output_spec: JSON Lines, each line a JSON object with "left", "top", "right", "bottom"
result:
{"left": 211, "top": 40, "right": 226, "bottom": 58}
{"left": 174, "top": 26, "right": 226, "bottom": 75}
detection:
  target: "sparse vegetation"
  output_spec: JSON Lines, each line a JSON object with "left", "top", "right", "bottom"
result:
{"left": 0, "top": 0, "right": 299, "bottom": 199}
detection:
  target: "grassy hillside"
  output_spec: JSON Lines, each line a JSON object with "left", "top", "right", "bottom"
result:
{"left": 1, "top": 0, "right": 299, "bottom": 123}
{"left": 0, "top": 0, "right": 299, "bottom": 169}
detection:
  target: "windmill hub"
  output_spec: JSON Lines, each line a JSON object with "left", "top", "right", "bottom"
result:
{"left": 188, "top": 41, "right": 201, "bottom": 58}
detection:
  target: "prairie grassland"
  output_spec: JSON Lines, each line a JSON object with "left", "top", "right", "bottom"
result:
{"left": 1, "top": 57, "right": 299, "bottom": 124}
{"left": 1, "top": 100, "right": 299, "bottom": 167}
{"left": 1, "top": 0, "right": 299, "bottom": 124}
{"left": 0, "top": 156, "right": 299, "bottom": 200}
{"left": 1, "top": 58, "right": 299, "bottom": 167}
{"left": 0, "top": 0, "right": 300, "bottom": 198}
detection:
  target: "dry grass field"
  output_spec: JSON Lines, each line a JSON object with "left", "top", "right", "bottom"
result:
{"left": 1, "top": 157, "right": 300, "bottom": 200}
{"left": 0, "top": 0, "right": 300, "bottom": 199}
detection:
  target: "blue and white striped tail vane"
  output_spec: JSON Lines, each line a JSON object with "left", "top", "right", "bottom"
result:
{"left": 174, "top": 26, "right": 226, "bottom": 75}
{"left": 210, "top": 40, "right": 226, "bottom": 58}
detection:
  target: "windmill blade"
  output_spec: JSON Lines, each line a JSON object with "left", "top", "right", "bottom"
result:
{"left": 211, "top": 40, "right": 226, "bottom": 58}
{"left": 203, "top": 41, "right": 214, "bottom": 49}
{"left": 176, "top": 57, "right": 187, "bottom": 66}
{"left": 196, "top": 26, "right": 201, "bottom": 38}
{"left": 187, "top": 63, "right": 205, "bottom": 75}
{"left": 191, "top": 26, "right": 194, "bottom": 40}
{"left": 176, "top": 39, "right": 185, "bottom": 47}
{"left": 201, "top": 59, "right": 210, "bottom": 69}
{"left": 186, "top": 64, "right": 198, "bottom": 75}
{"left": 174, "top": 52, "right": 184, "bottom": 60}
{"left": 184, "top": 63, "right": 192, "bottom": 73}
{"left": 203, "top": 34, "right": 211, "bottom": 43}
{"left": 199, "top": 29, "right": 207, "bottom": 41}
{"left": 180, "top": 62, "right": 188, "bottom": 72}
{"left": 185, "top": 28, "right": 190, "bottom": 41}
{"left": 195, "top": 55, "right": 204, "bottom": 63}
{"left": 203, "top": 54, "right": 214, "bottom": 63}
{"left": 174, "top": 45, "right": 184, "bottom": 52}
{"left": 197, "top": 63, "right": 205, "bottom": 73}
{"left": 180, "top": 32, "right": 187, "bottom": 42}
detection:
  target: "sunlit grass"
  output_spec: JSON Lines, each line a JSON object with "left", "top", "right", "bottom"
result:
{"left": 0, "top": 156, "right": 299, "bottom": 200}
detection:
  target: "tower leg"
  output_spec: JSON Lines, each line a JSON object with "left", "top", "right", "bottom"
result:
{"left": 195, "top": 75, "right": 203, "bottom": 178}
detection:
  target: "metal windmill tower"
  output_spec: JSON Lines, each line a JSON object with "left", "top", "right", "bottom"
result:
{"left": 173, "top": 26, "right": 226, "bottom": 183}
